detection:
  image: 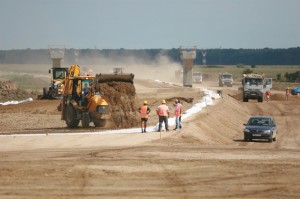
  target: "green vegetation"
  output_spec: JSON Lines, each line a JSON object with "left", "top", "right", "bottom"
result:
{"left": 193, "top": 65, "right": 300, "bottom": 90}
{"left": 1, "top": 48, "right": 300, "bottom": 65}
{"left": 0, "top": 74, "right": 48, "bottom": 90}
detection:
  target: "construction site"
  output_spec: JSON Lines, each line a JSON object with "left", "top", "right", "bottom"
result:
{"left": 0, "top": 47, "right": 300, "bottom": 198}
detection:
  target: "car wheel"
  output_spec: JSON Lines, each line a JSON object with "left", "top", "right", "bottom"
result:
{"left": 243, "top": 97, "right": 248, "bottom": 102}
{"left": 268, "top": 137, "right": 273, "bottom": 143}
{"left": 273, "top": 136, "right": 276, "bottom": 141}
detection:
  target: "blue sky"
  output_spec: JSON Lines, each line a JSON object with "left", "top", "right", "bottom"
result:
{"left": 1, "top": 0, "right": 300, "bottom": 50}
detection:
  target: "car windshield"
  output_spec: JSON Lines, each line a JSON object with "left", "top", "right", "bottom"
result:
{"left": 245, "top": 78, "right": 263, "bottom": 85}
{"left": 222, "top": 75, "right": 232, "bottom": 79}
{"left": 248, "top": 118, "right": 272, "bottom": 126}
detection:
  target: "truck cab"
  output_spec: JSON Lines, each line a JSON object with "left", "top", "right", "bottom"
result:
{"left": 219, "top": 73, "right": 233, "bottom": 87}
{"left": 242, "top": 74, "right": 264, "bottom": 102}
{"left": 192, "top": 72, "right": 203, "bottom": 84}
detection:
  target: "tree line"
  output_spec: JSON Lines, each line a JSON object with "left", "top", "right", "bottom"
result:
{"left": 0, "top": 47, "right": 300, "bottom": 65}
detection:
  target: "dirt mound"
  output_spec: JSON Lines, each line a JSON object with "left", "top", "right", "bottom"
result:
{"left": 0, "top": 80, "right": 39, "bottom": 101}
{"left": 229, "top": 91, "right": 300, "bottom": 102}
{"left": 99, "top": 81, "right": 139, "bottom": 129}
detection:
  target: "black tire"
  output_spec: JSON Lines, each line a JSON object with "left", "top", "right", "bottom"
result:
{"left": 258, "top": 97, "right": 263, "bottom": 103}
{"left": 94, "top": 119, "right": 106, "bottom": 127}
{"left": 243, "top": 97, "right": 248, "bottom": 102}
{"left": 273, "top": 136, "right": 277, "bottom": 141}
{"left": 65, "top": 105, "right": 79, "bottom": 128}
{"left": 268, "top": 136, "right": 273, "bottom": 143}
{"left": 43, "top": 87, "right": 49, "bottom": 99}
{"left": 244, "top": 136, "right": 248, "bottom": 142}
{"left": 82, "top": 112, "right": 90, "bottom": 128}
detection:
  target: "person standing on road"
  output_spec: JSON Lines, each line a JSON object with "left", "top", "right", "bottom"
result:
{"left": 156, "top": 99, "right": 170, "bottom": 132}
{"left": 173, "top": 99, "right": 182, "bottom": 131}
{"left": 139, "top": 100, "right": 151, "bottom": 133}
{"left": 178, "top": 99, "right": 183, "bottom": 129}
{"left": 265, "top": 90, "right": 271, "bottom": 102}
{"left": 286, "top": 87, "right": 290, "bottom": 101}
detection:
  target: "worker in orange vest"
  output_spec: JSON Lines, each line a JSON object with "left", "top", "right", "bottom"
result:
{"left": 265, "top": 90, "right": 271, "bottom": 102}
{"left": 156, "top": 99, "right": 170, "bottom": 132}
{"left": 173, "top": 99, "right": 182, "bottom": 130}
{"left": 139, "top": 100, "right": 151, "bottom": 133}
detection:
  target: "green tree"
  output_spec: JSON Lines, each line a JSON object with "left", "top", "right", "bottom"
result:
{"left": 243, "top": 68, "right": 253, "bottom": 74}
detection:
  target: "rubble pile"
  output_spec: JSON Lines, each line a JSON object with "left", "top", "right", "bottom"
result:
{"left": 0, "top": 80, "right": 38, "bottom": 101}
{"left": 99, "top": 81, "right": 139, "bottom": 128}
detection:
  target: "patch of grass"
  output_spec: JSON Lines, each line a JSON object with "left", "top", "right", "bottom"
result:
{"left": 0, "top": 74, "right": 48, "bottom": 90}
{"left": 0, "top": 64, "right": 50, "bottom": 74}
{"left": 193, "top": 65, "right": 300, "bottom": 83}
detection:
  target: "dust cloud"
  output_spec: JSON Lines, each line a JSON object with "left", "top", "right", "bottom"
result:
{"left": 65, "top": 52, "right": 182, "bottom": 82}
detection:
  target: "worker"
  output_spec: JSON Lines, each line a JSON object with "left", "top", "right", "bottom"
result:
{"left": 156, "top": 99, "right": 170, "bottom": 132}
{"left": 265, "top": 90, "right": 271, "bottom": 102}
{"left": 83, "top": 83, "right": 90, "bottom": 95}
{"left": 81, "top": 83, "right": 90, "bottom": 106}
{"left": 178, "top": 99, "right": 183, "bottom": 129}
{"left": 139, "top": 100, "right": 151, "bottom": 133}
{"left": 286, "top": 87, "right": 290, "bottom": 101}
{"left": 173, "top": 99, "right": 182, "bottom": 130}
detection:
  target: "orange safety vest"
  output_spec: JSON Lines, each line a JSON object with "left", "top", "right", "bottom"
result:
{"left": 157, "top": 104, "right": 169, "bottom": 116}
{"left": 174, "top": 103, "right": 181, "bottom": 117}
{"left": 140, "top": 105, "right": 149, "bottom": 118}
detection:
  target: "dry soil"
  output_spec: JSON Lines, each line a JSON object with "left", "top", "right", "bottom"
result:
{"left": 0, "top": 78, "right": 300, "bottom": 199}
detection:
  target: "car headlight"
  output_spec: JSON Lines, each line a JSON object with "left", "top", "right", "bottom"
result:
{"left": 244, "top": 129, "right": 250, "bottom": 133}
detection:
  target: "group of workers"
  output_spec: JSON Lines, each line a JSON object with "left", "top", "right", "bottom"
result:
{"left": 138, "top": 99, "right": 183, "bottom": 133}
{"left": 265, "top": 87, "right": 291, "bottom": 102}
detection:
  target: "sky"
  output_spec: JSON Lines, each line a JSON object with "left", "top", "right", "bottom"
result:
{"left": 1, "top": 0, "right": 300, "bottom": 50}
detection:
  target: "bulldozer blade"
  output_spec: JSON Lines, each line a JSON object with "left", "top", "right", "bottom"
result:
{"left": 96, "top": 73, "right": 134, "bottom": 83}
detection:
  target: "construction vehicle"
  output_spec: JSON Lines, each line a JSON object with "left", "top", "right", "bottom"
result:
{"left": 58, "top": 64, "right": 134, "bottom": 128}
{"left": 43, "top": 45, "right": 68, "bottom": 99}
{"left": 112, "top": 67, "right": 124, "bottom": 74}
{"left": 219, "top": 72, "right": 233, "bottom": 87}
{"left": 242, "top": 73, "right": 264, "bottom": 102}
{"left": 192, "top": 72, "right": 203, "bottom": 84}
{"left": 43, "top": 67, "right": 69, "bottom": 99}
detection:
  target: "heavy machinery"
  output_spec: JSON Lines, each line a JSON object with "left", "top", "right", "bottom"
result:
{"left": 58, "top": 64, "right": 134, "bottom": 128}
{"left": 192, "top": 72, "right": 203, "bottom": 84}
{"left": 219, "top": 72, "right": 233, "bottom": 87}
{"left": 43, "top": 45, "right": 68, "bottom": 99}
{"left": 43, "top": 67, "right": 69, "bottom": 99}
{"left": 242, "top": 73, "right": 264, "bottom": 102}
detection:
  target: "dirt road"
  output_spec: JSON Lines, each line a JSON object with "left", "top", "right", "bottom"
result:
{"left": 0, "top": 79, "right": 300, "bottom": 198}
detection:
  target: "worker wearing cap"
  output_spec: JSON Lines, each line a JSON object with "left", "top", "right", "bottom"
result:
{"left": 156, "top": 99, "right": 170, "bottom": 132}
{"left": 139, "top": 100, "right": 151, "bottom": 133}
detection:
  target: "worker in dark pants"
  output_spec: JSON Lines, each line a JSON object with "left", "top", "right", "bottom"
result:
{"left": 156, "top": 99, "right": 170, "bottom": 132}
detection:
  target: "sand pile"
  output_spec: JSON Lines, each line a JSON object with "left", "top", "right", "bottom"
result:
{"left": 0, "top": 81, "right": 38, "bottom": 101}
{"left": 229, "top": 91, "right": 300, "bottom": 102}
{"left": 99, "top": 81, "right": 139, "bottom": 129}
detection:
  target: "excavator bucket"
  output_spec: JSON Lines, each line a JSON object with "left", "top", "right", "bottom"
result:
{"left": 96, "top": 73, "right": 134, "bottom": 84}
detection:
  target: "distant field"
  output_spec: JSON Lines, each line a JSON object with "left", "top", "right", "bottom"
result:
{"left": 0, "top": 64, "right": 299, "bottom": 91}
{"left": 193, "top": 65, "right": 300, "bottom": 81}
{"left": 0, "top": 64, "right": 50, "bottom": 90}
{"left": 193, "top": 65, "right": 300, "bottom": 90}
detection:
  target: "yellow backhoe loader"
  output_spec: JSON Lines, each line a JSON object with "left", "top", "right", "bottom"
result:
{"left": 58, "top": 64, "right": 134, "bottom": 128}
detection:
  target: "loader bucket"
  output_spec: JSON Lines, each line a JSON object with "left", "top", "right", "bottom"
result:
{"left": 96, "top": 73, "right": 134, "bottom": 83}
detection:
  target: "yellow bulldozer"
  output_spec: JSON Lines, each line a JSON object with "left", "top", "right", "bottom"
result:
{"left": 58, "top": 64, "right": 134, "bottom": 128}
